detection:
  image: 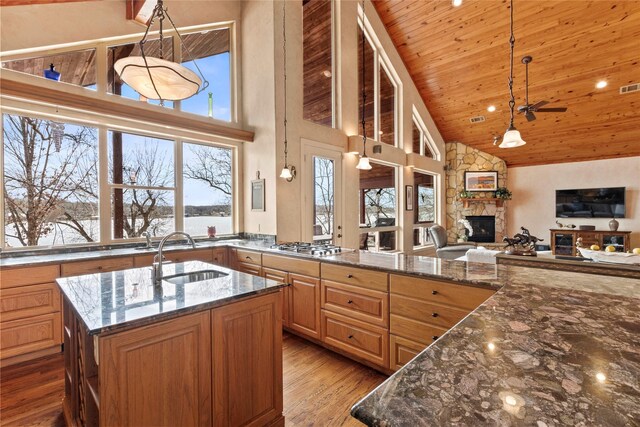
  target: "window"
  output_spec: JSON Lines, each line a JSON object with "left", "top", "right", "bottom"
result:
{"left": 413, "top": 171, "right": 436, "bottom": 248}
{"left": 183, "top": 142, "right": 233, "bottom": 236}
{"left": 3, "top": 114, "right": 99, "bottom": 248}
{"left": 412, "top": 111, "right": 437, "bottom": 159}
{"left": 359, "top": 162, "right": 398, "bottom": 252}
{"left": 180, "top": 29, "right": 232, "bottom": 121}
{"left": 379, "top": 65, "right": 396, "bottom": 145}
{"left": 1, "top": 48, "right": 97, "bottom": 90}
{"left": 108, "top": 37, "right": 175, "bottom": 108}
{"left": 303, "top": 0, "right": 333, "bottom": 127}
{"left": 357, "top": 25, "right": 375, "bottom": 140}
{"left": 108, "top": 131, "right": 175, "bottom": 239}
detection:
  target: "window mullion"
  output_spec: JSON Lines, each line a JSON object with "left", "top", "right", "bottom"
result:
{"left": 98, "top": 126, "right": 111, "bottom": 244}
{"left": 175, "top": 139, "right": 184, "bottom": 232}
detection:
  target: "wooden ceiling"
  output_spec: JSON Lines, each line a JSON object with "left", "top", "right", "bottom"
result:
{"left": 372, "top": 0, "right": 640, "bottom": 167}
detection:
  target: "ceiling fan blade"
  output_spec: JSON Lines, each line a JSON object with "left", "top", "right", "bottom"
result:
{"left": 525, "top": 111, "right": 537, "bottom": 121}
{"left": 536, "top": 107, "right": 568, "bottom": 112}
{"left": 529, "top": 100, "right": 549, "bottom": 111}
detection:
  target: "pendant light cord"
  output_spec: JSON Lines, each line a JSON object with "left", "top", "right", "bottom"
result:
{"left": 282, "top": 0, "right": 289, "bottom": 168}
{"left": 507, "top": 0, "right": 515, "bottom": 128}
{"left": 360, "top": 0, "right": 367, "bottom": 156}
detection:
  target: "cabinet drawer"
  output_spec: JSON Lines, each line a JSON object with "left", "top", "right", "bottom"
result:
{"left": 321, "top": 280, "right": 388, "bottom": 327}
{"left": 321, "top": 264, "right": 387, "bottom": 292}
{"left": 0, "top": 283, "right": 61, "bottom": 322}
{"left": 390, "top": 294, "right": 468, "bottom": 329}
{"left": 0, "top": 264, "right": 60, "bottom": 288}
{"left": 0, "top": 312, "right": 62, "bottom": 359}
{"left": 212, "top": 248, "right": 228, "bottom": 267}
{"left": 390, "top": 274, "right": 494, "bottom": 311}
{"left": 322, "top": 310, "right": 388, "bottom": 368}
{"left": 62, "top": 257, "right": 134, "bottom": 277}
{"left": 235, "top": 249, "right": 262, "bottom": 266}
{"left": 236, "top": 262, "right": 262, "bottom": 277}
{"left": 263, "top": 254, "right": 319, "bottom": 277}
{"left": 390, "top": 314, "right": 447, "bottom": 346}
{"left": 165, "top": 249, "right": 213, "bottom": 263}
{"left": 390, "top": 334, "right": 426, "bottom": 371}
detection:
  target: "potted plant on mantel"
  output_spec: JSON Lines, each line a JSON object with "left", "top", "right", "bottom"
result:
{"left": 495, "top": 187, "right": 513, "bottom": 200}
{"left": 459, "top": 190, "right": 474, "bottom": 200}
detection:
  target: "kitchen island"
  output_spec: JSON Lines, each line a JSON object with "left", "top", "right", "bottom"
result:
{"left": 56, "top": 261, "right": 285, "bottom": 427}
{"left": 350, "top": 262, "right": 640, "bottom": 426}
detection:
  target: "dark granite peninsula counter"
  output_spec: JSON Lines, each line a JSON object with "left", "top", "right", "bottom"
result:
{"left": 351, "top": 266, "right": 640, "bottom": 426}
{"left": 58, "top": 261, "right": 285, "bottom": 427}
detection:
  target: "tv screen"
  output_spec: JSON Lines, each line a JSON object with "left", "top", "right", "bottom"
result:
{"left": 556, "top": 187, "right": 625, "bottom": 218}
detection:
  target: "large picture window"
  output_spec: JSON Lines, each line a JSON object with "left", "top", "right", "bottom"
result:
{"left": 3, "top": 114, "right": 99, "bottom": 247}
{"left": 413, "top": 171, "right": 436, "bottom": 248}
{"left": 358, "top": 162, "right": 398, "bottom": 252}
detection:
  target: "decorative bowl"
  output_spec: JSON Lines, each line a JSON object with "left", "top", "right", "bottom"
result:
{"left": 577, "top": 248, "right": 640, "bottom": 265}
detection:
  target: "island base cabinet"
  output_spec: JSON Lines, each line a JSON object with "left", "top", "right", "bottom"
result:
{"left": 99, "top": 312, "right": 212, "bottom": 427}
{"left": 212, "top": 292, "right": 283, "bottom": 427}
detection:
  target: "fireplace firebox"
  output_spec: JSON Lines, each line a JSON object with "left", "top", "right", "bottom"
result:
{"left": 466, "top": 216, "right": 495, "bottom": 243}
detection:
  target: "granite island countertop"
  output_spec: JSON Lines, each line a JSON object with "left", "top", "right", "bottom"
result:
{"left": 56, "top": 260, "right": 284, "bottom": 335}
{"left": 351, "top": 263, "right": 640, "bottom": 426}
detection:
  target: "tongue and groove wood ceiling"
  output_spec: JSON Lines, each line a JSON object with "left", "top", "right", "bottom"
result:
{"left": 372, "top": 0, "right": 640, "bottom": 167}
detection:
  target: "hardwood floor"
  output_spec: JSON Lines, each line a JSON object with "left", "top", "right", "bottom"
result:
{"left": 0, "top": 333, "right": 387, "bottom": 426}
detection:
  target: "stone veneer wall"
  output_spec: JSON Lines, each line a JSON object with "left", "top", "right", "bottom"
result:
{"left": 445, "top": 142, "right": 508, "bottom": 243}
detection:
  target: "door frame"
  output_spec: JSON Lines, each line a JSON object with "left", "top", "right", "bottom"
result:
{"left": 300, "top": 139, "right": 343, "bottom": 246}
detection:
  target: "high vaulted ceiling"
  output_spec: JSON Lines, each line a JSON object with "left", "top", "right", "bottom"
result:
{"left": 372, "top": 0, "right": 640, "bottom": 167}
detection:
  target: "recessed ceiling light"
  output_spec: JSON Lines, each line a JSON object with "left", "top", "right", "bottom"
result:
{"left": 596, "top": 80, "right": 608, "bottom": 89}
{"left": 487, "top": 342, "right": 496, "bottom": 351}
{"left": 452, "top": 0, "right": 462, "bottom": 6}
{"left": 487, "top": 105, "right": 496, "bottom": 112}
{"left": 596, "top": 372, "right": 606, "bottom": 383}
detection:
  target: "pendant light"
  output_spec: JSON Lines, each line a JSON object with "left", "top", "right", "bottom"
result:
{"left": 280, "top": 1, "right": 296, "bottom": 182}
{"left": 356, "top": 0, "right": 373, "bottom": 171}
{"left": 499, "top": 0, "right": 526, "bottom": 149}
{"left": 114, "top": 0, "right": 209, "bottom": 102}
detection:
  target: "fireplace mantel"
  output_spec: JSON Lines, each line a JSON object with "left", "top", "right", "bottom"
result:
{"left": 460, "top": 197, "right": 505, "bottom": 209}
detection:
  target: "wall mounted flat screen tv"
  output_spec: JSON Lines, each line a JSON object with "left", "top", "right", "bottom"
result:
{"left": 556, "top": 187, "right": 625, "bottom": 218}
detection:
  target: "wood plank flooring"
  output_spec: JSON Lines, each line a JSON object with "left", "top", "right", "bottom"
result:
{"left": 0, "top": 333, "right": 387, "bottom": 426}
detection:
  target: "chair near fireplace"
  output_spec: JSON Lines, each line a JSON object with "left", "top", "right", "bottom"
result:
{"left": 428, "top": 225, "right": 477, "bottom": 260}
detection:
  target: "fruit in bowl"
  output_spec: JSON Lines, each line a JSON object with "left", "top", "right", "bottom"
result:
{"left": 605, "top": 245, "right": 617, "bottom": 252}
{"left": 633, "top": 248, "right": 640, "bottom": 255}
{"left": 590, "top": 244, "right": 600, "bottom": 251}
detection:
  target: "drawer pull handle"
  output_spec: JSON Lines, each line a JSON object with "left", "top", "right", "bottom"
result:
{"left": 97, "top": 266, "right": 103, "bottom": 270}
{"left": 431, "top": 290, "right": 438, "bottom": 295}
{"left": 432, "top": 335, "right": 439, "bottom": 340}
{"left": 432, "top": 312, "right": 439, "bottom": 317}
{"left": 347, "top": 274, "right": 354, "bottom": 278}
{"left": 245, "top": 256, "right": 252, "bottom": 260}
{"left": 347, "top": 300, "right": 353, "bottom": 304}
{"left": 348, "top": 335, "right": 354, "bottom": 339}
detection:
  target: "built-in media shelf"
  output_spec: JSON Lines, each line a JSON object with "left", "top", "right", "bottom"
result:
{"left": 550, "top": 229, "right": 631, "bottom": 256}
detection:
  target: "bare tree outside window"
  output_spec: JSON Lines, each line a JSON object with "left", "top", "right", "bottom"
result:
{"left": 3, "top": 114, "right": 99, "bottom": 247}
{"left": 314, "top": 157, "right": 334, "bottom": 239}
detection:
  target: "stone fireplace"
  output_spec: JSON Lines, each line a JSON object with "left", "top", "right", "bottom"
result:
{"left": 466, "top": 215, "right": 496, "bottom": 243}
{"left": 445, "top": 142, "right": 507, "bottom": 243}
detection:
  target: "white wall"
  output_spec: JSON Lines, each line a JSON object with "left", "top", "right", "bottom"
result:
{"left": 507, "top": 157, "right": 640, "bottom": 249}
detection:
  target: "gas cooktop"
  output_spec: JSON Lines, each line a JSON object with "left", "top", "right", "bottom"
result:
{"left": 269, "top": 242, "right": 348, "bottom": 257}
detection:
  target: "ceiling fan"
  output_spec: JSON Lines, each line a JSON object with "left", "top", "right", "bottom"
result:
{"left": 517, "top": 55, "right": 567, "bottom": 122}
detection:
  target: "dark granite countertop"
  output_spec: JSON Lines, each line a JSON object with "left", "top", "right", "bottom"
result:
{"left": 351, "top": 265, "right": 640, "bottom": 426}
{"left": 56, "top": 261, "right": 284, "bottom": 335}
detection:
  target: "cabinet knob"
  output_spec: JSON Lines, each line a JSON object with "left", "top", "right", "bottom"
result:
{"left": 347, "top": 300, "right": 353, "bottom": 304}
{"left": 348, "top": 335, "right": 354, "bottom": 339}
{"left": 432, "top": 335, "right": 439, "bottom": 340}
{"left": 97, "top": 266, "right": 103, "bottom": 270}
{"left": 432, "top": 312, "right": 439, "bottom": 317}
{"left": 347, "top": 274, "right": 354, "bottom": 279}
{"left": 431, "top": 290, "right": 438, "bottom": 295}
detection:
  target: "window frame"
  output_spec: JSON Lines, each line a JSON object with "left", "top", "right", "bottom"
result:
{"left": 412, "top": 107, "right": 439, "bottom": 160}
{"left": 0, "top": 21, "right": 238, "bottom": 123}
{"left": 0, "top": 109, "right": 239, "bottom": 250}
{"left": 412, "top": 169, "right": 437, "bottom": 249}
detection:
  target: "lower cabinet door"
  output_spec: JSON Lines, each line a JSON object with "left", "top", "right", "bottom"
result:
{"left": 0, "top": 312, "right": 62, "bottom": 359}
{"left": 322, "top": 310, "right": 389, "bottom": 369}
{"left": 390, "top": 334, "right": 426, "bottom": 371}
{"left": 263, "top": 267, "right": 290, "bottom": 328}
{"left": 236, "top": 261, "right": 262, "bottom": 277}
{"left": 99, "top": 312, "right": 212, "bottom": 427}
{"left": 212, "top": 292, "right": 283, "bottom": 427}
{"left": 289, "top": 274, "right": 321, "bottom": 340}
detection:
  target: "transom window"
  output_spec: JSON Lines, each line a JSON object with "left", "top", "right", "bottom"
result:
{"left": 412, "top": 110, "right": 438, "bottom": 159}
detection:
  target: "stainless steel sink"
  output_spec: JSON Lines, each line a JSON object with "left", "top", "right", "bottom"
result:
{"left": 163, "top": 270, "right": 228, "bottom": 285}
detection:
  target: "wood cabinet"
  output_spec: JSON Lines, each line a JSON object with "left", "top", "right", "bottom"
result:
{"left": 100, "top": 312, "right": 212, "bottom": 427}
{"left": 263, "top": 267, "right": 290, "bottom": 328}
{"left": 550, "top": 229, "right": 631, "bottom": 256}
{"left": 389, "top": 274, "right": 495, "bottom": 370}
{"left": 212, "top": 292, "right": 283, "bottom": 427}
{"left": 262, "top": 254, "right": 320, "bottom": 277}
{"left": 165, "top": 248, "right": 214, "bottom": 263}
{"left": 0, "top": 265, "right": 63, "bottom": 365}
{"left": 321, "top": 280, "right": 388, "bottom": 328}
{"left": 321, "top": 264, "right": 388, "bottom": 292}
{"left": 289, "top": 274, "right": 321, "bottom": 340}
{"left": 211, "top": 247, "right": 228, "bottom": 267}
{"left": 61, "top": 257, "right": 134, "bottom": 277}
{"left": 230, "top": 248, "right": 263, "bottom": 276}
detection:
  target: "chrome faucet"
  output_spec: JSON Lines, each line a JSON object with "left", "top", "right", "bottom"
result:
{"left": 152, "top": 232, "right": 196, "bottom": 284}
